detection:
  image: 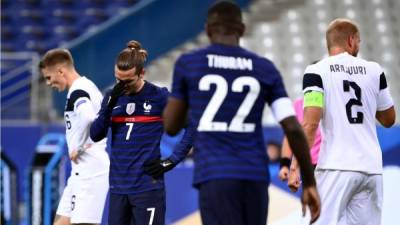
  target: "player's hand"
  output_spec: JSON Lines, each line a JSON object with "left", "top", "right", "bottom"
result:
{"left": 288, "top": 167, "right": 301, "bottom": 192}
{"left": 107, "top": 81, "right": 126, "bottom": 109}
{"left": 279, "top": 166, "right": 289, "bottom": 181}
{"left": 301, "top": 185, "right": 321, "bottom": 224}
{"left": 144, "top": 158, "right": 176, "bottom": 179}
{"left": 70, "top": 144, "right": 91, "bottom": 164}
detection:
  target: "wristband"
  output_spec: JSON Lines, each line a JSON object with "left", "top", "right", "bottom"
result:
{"left": 279, "top": 157, "right": 291, "bottom": 169}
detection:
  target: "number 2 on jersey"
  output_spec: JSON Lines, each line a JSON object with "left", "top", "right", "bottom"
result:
{"left": 343, "top": 80, "right": 363, "bottom": 124}
{"left": 197, "top": 75, "right": 260, "bottom": 132}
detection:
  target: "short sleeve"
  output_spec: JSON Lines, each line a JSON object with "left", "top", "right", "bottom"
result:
{"left": 302, "top": 65, "right": 324, "bottom": 94}
{"left": 377, "top": 72, "right": 394, "bottom": 111}
{"left": 263, "top": 62, "right": 288, "bottom": 105}
{"left": 170, "top": 56, "right": 189, "bottom": 102}
{"left": 66, "top": 89, "right": 91, "bottom": 112}
{"left": 159, "top": 87, "right": 170, "bottom": 109}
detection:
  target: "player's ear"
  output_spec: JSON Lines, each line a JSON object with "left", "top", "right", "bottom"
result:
{"left": 238, "top": 23, "right": 245, "bottom": 37}
{"left": 205, "top": 24, "right": 212, "bottom": 38}
{"left": 347, "top": 35, "right": 355, "bottom": 49}
{"left": 139, "top": 68, "right": 145, "bottom": 78}
{"left": 57, "top": 66, "right": 64, "bottom": 76}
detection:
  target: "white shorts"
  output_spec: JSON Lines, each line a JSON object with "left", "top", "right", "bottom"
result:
{"left": 56, "top": 173, "right": 109, "bottom": 224}
{"left": 313, "top": 169, "right": 382, "bottom": 225}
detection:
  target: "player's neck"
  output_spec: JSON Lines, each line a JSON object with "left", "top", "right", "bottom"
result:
{"left": 132, "top": 79, "right": 145, "bottom": 94}
{"left": 211, "top": 35, "right": 240, "bottom": 46}
{"left": 328, "top": 46, "right": 355, "bottom": 56}
{"left": 66, "top": 70, "right": 81, "bottom": 89}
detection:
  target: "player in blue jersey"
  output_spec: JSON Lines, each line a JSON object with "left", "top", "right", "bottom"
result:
{"left": 162, "top": 1, "right": 320, "bottom": 225}
{"left": 90, "top": 40, "right": 193, "bottom": 225}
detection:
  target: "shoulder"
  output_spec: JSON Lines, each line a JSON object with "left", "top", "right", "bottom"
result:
{"left": 70, "top": 77, "right": 99, "bottom": 96}
{"left": 304, "top": 62, "right": 322, "bottom": 75}
{"left": 363, "top": 59, "right": 383, "bottom": 76}
{"left": 175, "top": 47, "right": 207, "bottom": 65}
{"left": 146, "top": 81, "right": 169, "bottom": 98}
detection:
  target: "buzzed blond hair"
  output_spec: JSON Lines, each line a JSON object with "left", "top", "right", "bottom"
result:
{"left": 326, "top": 18, "right": 359, "bottom": 50}
{"left": 39, "top": 48, "right": 74, "bottom": 70}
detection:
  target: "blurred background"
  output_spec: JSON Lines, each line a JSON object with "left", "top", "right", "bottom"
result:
{"left": 1, "top": 0, "right": 399, "bottom": 225}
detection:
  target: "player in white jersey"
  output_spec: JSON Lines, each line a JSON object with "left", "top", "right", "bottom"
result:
{"left": 39, "top": 49, "right": 109, "bottom": 225}
{"left": 302, "top": 18, "right": 396, "bottom": 225}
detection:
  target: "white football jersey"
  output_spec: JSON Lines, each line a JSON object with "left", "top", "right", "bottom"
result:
{"left": 303, "top": 52, "right": 394, "bottom": 174}
{"left": 65, "top": 76, "right": 109, "bottom": 178}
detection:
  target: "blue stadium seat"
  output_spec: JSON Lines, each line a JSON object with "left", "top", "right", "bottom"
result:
{"left": 1, "top": 0, "right": 140, "bottom": 54}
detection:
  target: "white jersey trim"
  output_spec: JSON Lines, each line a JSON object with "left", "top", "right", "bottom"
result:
{"left": 271, "top": 97, "right": 295, "bottom": 122}
{"left": 377, "top": 88, "right": 394, "bottom": 111}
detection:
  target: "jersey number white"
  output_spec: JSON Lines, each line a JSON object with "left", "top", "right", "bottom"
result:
{"left": 197, "top": 75, "right": 260, "bottom": 132}
{"left": 147, "top": 207, "right": 155, "bottom": 225}
{"left": 126, "top": 123, "right": 134, "bottom": 140}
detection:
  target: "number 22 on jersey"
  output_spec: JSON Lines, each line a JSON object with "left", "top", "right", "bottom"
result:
{"left": 197, "top": 74, "right": 260, "bottom": 133}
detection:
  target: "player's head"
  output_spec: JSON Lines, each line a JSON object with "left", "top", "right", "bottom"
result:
{"left": 326, "top": 18, "right": 360, "bottom": 56}
{"left": 115, "top": 40, "right": 148, "bottom": 94}
{"left": 206, "top": 1, "right": 245, "bottom": 43}
{"left": 39, "top": 48, "right": 74, "bottom": 92}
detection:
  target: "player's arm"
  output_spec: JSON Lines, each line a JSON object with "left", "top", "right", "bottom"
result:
{"left": 73, "top": 92, "right": 97, "bottom": 148}
{"left": 280, "top": 115, "right": 315, "bottom": 187}
{"left": 168, "top": 121, "right": 195, "bottom": 164}
{"left": 302, "top": 69, "right": 324, "bottom": 149}
{"left": 287, "top": 156, "right": 301, "bottom": 192}
{"left": 163, "top": 56, "right": 189, "bottom": 136}
{"left": 90, "top": 81, "right": 126, "bottom": 142}
{"left": 163, "top": 97, "right": 188, "bottom": 135}
{"left": 375, "top": 72, "right": 395, "bottom": 127}
{"left": 144, "top": 121, "right": 194, "bottom": 179}
{"left": 303, "top": 104, "right": 322, "bottom": 156}
{"left": 279, "top": 112, "right": 320, "bottom": 222}
{"left": 64, "top": 89, "right": 97, "bottom": 163}
{"left": 376, "top": 107, "right": 395, "bottom": 127}
{"left": 90, "top": 92, "right": 113, "bottom": 142}
{"left": 267, "top": 66, "right": 316, "bottom": 188}
{"left": 278, "top": 137, "right": 292, "bottom": 181}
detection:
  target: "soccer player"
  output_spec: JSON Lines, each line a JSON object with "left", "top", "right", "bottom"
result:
{"left": 302, "top": 18, "right": 396, "bottom": 225}
{"left": 90, "top": 40, "right": 193, "bottom": 225}
{"left": 278, "top": 98, "right": 321, "bottom": 192}
{"left": 39, "top": 49, "right": 109, "bottom": 225}
{"left": 162, "top": 1, "right": 321, "bottom": 225}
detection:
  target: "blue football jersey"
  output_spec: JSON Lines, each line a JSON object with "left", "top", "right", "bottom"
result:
{"left": 171, "top": 44, "right": 288, "bottom": 185}
{"left": 91, "top": 81, "right": 192, "bottom": 194}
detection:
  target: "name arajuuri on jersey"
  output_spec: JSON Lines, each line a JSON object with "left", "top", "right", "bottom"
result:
{"left": 330, "top": 64, "right": 367, "bottom": 75}
{"left": 207, "top": 54, "right": 253, "bottom": 71}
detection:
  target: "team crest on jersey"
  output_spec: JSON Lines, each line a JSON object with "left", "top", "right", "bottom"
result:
{"left": 143, "top": 102, "right": 152, "bottom": 113}
{"left": 126, "top": 103, "right": 135, "bottom": 115}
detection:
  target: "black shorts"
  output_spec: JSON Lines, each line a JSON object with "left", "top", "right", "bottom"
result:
{"left": 108, "top": 189, "right": 165, "bottom": 225}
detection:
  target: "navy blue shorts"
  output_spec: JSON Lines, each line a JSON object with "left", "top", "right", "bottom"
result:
{"left": 199, "top": 179, "right": 269, "bottom": 225}
{"left": 108, "top": 189, "right": 165, "bottom": 225}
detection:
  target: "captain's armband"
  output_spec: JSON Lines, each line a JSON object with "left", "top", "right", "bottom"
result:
{"left": 304, "top": 91, "right": 324, "bottom": 108}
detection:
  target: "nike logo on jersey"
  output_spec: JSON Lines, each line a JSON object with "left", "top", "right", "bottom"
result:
{"left": 113, "top": 105, "right": 121, "bottom": 110}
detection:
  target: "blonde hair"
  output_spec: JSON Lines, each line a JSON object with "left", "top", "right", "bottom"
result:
{"left": 326, "top": 18, "right": 359, "bottom": 50}
{"left": 39, "top": 48, "right": 74, "bottom": 70}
